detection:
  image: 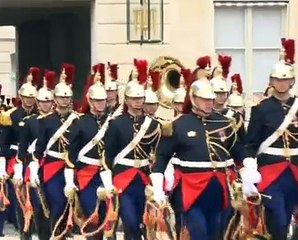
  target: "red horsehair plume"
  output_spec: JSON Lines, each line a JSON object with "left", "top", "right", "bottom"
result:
{"left": 218, "top": 54, "right": 232, "bottom": 79}
{"left": 79, "top": 75, "right": 94, "bottom": 114}
{"left": 196, "top": 56, "right": 211, "bottom": 70}
{"left": 12, "top": 97, "right": 21, "bottom": 107}
{"left": 107, "top": 62, "right": 118, "bottom": 80}
{"left": 281, "top": 38, "right": 295, "bottom": 64}
{"left": 61, "top": 63, "right": 75, "bottom": 85}
{"left": 72, "top": 101, "right": 80, "bottom": 112}
{"left": 133, "top": 59, "right": 148, "bottom": 85}
{"left": 92, "top": 63, "right": 105, "bottom": 84}
{"left": 180, "top": 68, "right": 192, "bottom": 87}
{"left": 231, "top": 73, "right": 243, "bottom": 94}
{"left": 44, "top": 70, "right": 57, "bottom": 90}
{"left": 28, "top": 67, "right": 41, "bottom": 86}
{"left": 148, "top": 70, "right": 160, "bottom": 91}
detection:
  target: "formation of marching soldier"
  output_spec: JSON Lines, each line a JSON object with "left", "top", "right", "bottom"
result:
{"left": 0, "top": 37, "right": 297, "bottom": 240}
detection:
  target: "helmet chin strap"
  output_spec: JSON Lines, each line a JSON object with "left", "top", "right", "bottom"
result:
{"left": 190, "top": 95, "right": 211, "bottom": 116}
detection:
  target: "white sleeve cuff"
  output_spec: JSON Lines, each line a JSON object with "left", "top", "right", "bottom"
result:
{"left": 150, "top": 173, "right": 164, "bottom": 191}
{"left": 64, "top": 168, "right": 75, "bottom": 186}
{"left": 100, "top": 170, "right": 113, "bottom": 190}
{"left": 243, "top": 157, "right": 258, "bottom": 169}
{"left": 0, "top": 157, "right": 6, "bottom": 173}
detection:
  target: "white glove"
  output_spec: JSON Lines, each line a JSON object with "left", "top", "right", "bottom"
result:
{"left": 164, "top": 162, "right": 175, "bottom": 192}
{"left": 242, "top": 181, "right": 259, "bottom": 198}
{"left": 240, "top": 158, "right": 261, "bottom": 184}
{"left": 28, "top": 161, "right": 40, "bottom": 186}
{"left": 64, "top": 168, "right": 77, "bottom": 198}
{"left": 13, "top": 163, "right": 23, "bottom": 183}
{"left": 150, "top": 173, "right": 166, "bottom": 204}
{"left": 0, "top": 157, "right": 8, "bottom": 179}
{"left": 100, "top": 170, "right": 114, "bottom": 191}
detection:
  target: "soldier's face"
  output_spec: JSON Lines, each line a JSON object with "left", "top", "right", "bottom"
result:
{"left": 126, "top": 97, "right": 144, "bottom": 111}
{"left": 38, "top": 100, "right": 53, "bottom": 113}
{"left": 90, "top": 99, "right": 106, "bottom": 113}
{"left": 193, "top": 96, "right": 214, "bottom": 115}
{"left": 106, "top": 90, "right": 117, "bottom": 101}
{"left": 21, "top": 96, "right": 36, "bottom": 108}
{"left": 55, "top": 96, "right": 71, "bottom": 108}
{"left": 215, "top": 92, "right": 228, "bottom": 105}
{"left": 173, "top": 102, "right": 183, "bottom": 114}
{"left": 143, "top": 103, "right": 159, "bottom": 116}
{"left": 271, "top": 77, "right": 294, "bottom": 93}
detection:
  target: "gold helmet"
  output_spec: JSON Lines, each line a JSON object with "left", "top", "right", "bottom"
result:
{"left": 54, "top": 63, "right": 74, "bottom": 97}
{"left": 80, "top": 64, "right": 107, "bottom": 113}
{"left": 193, "top": 56, "right": 212, "bottom": 83}
{"left": 144, "top": 71, "right": 160, "bottom": 104}
{"left": 18, "top": 67, "right": 39, "bottom": 98}
{"left": 124, "top": 59, "right": 146, "bottom": 98}
{"left": 36, "top": 70, "right": 56, "bottom": 101}
{"left": 210, "top": 54, "right": 232, "bottom": 93}
{"left": 173, "top": 68, "right": 191, "bottom": 103}
{"left": 88, "top": 64, "right": 107, "bottom": 100}
{"left": 270, "top": 38, "right": 295, "bottom": 79}
{"left": 190, "top": 80, "right": 216, "bottom": 99}
{"left": 190, "top": 56, "right": 215, "bottom": 99}
{"left": 106, "top": 62, "right": 118, "bottom": 91}
{"left": 227, "top": 74, "right": 244, "bottom": 107}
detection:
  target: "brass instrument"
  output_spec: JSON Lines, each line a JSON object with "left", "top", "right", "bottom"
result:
{"left": 150, "top": 56, "right": 186, "bottom": 110}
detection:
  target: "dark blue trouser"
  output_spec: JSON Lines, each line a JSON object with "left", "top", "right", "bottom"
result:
{"left": 262, "top": 168, "right": 298, "bottom": 240}
{"left": 0, "top": 211, "right": 5, "bottom": 235}
{"left": 7, "top": 181, "right": 17, "bottom": 227}
{"left": 30, "top": 187, "right": 51, "bottom": 240}
{"left": 119, "top": 174, "right": 146, "bottom": 240}
{"left": 79, "top": 173, "right": 105, "bottom": 240}
{"left": 43, "top": 169, "right": 67, "bottom": 230}
{"left": 173, "top": 176, "right": 223, "bottom": 240}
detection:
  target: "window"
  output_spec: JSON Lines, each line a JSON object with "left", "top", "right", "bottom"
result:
{"left": 127, "top": 0, "right": 164, "bottom": 44}
{"left": 214, "top": 1, "right": 288, "bottom": 97}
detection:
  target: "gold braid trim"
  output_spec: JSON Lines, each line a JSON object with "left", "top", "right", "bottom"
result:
{"left": 34, "top": 183, "right": 50, "bottom": 218}
{"left": 12, "top": 181, "right": 33, "bottom": 233}
{"left": 23, "top": 182, "right": 33, "bottom": 233}
{"left": 51, "top": 197, "right": 75, "bottom": 240}
{"left": 80, "top": 187, "right": 120, "bottom": 238}
{"left": 0, "top": 107, "right": 16, "bottom": 126}
{"left": 143, "top": 186, "right": 177, "bottom": 240}
{"left": 0, "top": 180, "right": 9, "bottom": 212}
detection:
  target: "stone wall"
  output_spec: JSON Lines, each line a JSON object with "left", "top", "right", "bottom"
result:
{"left": 0, "top": 26, "right": 16, "bottom": 96}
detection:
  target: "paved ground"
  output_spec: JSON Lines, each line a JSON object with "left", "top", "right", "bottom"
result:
{"left": 1, "top": 223, "right": 125, "bottom": 239}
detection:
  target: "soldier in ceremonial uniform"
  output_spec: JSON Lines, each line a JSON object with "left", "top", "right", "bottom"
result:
{"left": 172, "top": 69, "right": 191, "bottom": 116}
{"left": 104, "top": 59, "right": 161, "bottom": 240}
{"left": 227, "top": 74, "right": 245, "bottom": 114}
{"left": 17, "top": 70, "right": 56, "bottom": 239}
{"left": 33, "top": 64, "right": 78, "bottom": 238}
{"left": 150, "top": 77, "right": 244, "bottom": 240}
{"left": 142, "top": 71, "right": 160, "bottom": 117}
{"left": 0, "top": 67, "right": 39, "bottom": 239}
{"left": 210, "top": 54, "right": 232, "bottom": 113}
{"left": 211, "top": 57, "right": 246, "bottom": 145}
{"left": 68, "top": 64, "right": 112, "bottom": 240}
{"left": 105, "top": 62, "right": 120, "bottom": 115}
{"left": 245, "top": 38, "right": 298, "bottom": 240}
{"left": 0, "top": 84, "right": 6, "bottom": 237}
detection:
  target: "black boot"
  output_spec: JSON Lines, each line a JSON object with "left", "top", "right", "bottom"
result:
{"left": 33, "top": 209, "right": 51, "bottom": 240}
